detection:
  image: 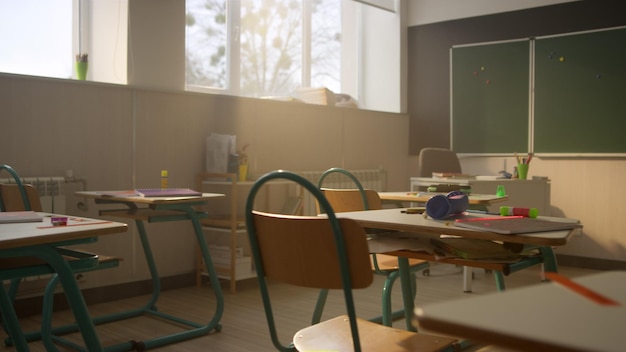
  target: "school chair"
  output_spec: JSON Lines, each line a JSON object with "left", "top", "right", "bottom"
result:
{"left": 245, "top": 170, "right": 459, "bottom": 352}
{"left": 314, "top": 167, "right": 430, "bottom": 327}
{"left": 0, "top": 164, "right": 121, "bottom": 350}
{"left": 416, "top": 147, "right": 462, "bottom": 178}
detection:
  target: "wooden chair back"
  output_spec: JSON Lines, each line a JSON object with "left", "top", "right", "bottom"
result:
{"left": 250, "top": 211, "right": 373, "bottom": 289}
{"left": 417, "top": 147, "right": 462, "bottom": 177}
{"left": 0, "top": 184, "right": 43, "bottom": 211}
{"left": 320, "top": 188, "right": 382, "bottom": 213}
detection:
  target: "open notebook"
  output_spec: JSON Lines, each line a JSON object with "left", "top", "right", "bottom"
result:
{"left": 454, "top": 217, "right": 582, "bottom": 235}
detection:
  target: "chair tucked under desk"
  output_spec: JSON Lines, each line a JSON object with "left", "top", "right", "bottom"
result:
{"left": 314, "top": 167, "right": 430, "bottom": 328}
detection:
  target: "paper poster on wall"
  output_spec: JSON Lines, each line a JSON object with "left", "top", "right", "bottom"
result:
{"left": 206, "top": 133, "right": 236, "bottom": 173}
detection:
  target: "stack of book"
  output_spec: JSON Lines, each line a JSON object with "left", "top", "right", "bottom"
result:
{"left": 208, "top": 245, "right": 253, "bottom": 279}
{"left": 431, "top": 237, "right": 519, "bottom": 260}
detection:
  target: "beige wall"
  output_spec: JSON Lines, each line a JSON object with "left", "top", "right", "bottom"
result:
{"left": 0, "top": 73, "right": 409, "bottom": 289}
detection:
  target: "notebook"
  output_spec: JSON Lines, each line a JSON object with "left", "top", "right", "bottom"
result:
{"left": 454, "top": 216, "right": 582, "bottom": 235}
{"left": 136, "top": 188, "right": 202, "bottom": 197}
{"left": 0, "top": 211, "right": 43, "bottom": 224}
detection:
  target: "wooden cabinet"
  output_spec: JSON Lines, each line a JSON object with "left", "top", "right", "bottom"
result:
{"left": 410, "top": 177, "right": 551, "bottom": 215}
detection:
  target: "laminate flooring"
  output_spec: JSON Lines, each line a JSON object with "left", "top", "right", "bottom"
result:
{"left": 1, "top": 263, "right": 601, "bottom": 351}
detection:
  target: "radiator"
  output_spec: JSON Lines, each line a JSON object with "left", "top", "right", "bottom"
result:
{"left": 297, "top": 168, "right": 387, "bottom": 215}
{"left": 0, "top": 175, "right": 87, "bottom": 213}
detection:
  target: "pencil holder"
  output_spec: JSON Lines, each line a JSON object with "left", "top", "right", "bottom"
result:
{"left": 426, "top": 191, "right": 469, "bottom": 220}
{"left": 517, "top": 163, "right": 529, "bottom": 180}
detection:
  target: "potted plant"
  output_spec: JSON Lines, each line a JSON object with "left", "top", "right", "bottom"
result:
{"left": 75, "top": 53, "right": 88, "bottom": 80}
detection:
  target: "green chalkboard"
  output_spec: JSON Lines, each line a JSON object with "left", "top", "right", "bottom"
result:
{"left": 451, "top": 40, "right": 530, "bottom": 154}
{"left": 534, "top": 27, "right": 626, "bottom": 154}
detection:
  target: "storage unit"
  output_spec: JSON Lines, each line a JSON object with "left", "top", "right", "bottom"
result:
{"left": 196, "top": 173, "right": 299, "bottom": 293}
{"left": 410, "top": 177, "right": 551, "bottom": 215}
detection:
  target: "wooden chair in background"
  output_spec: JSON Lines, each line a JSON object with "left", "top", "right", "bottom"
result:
{"left": 315, "top": 167, "right": 430, "bottom": 327}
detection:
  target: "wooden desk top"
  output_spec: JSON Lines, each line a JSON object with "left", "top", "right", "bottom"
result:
{"left": 379, "top": 192, "right": 508, "bottom": 205}
{"left": 0, "top": 213, "right": 127, "bottom": 250}
{"left": 335, "top": 208, "right": 577, "bottom": 246}
{"left": 414, "top": 270, "right": 625, "bottom": 352}
{"left": 77, "top": 191, "right": 224, "bottom": 205}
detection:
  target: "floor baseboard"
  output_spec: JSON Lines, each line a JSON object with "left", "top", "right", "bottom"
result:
{"left": 13, "top": 273, "right": 197, "bottom": 318}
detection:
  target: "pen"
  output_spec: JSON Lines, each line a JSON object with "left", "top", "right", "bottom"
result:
{"left": 526, "top": 153, "right": 533, "bottom": 164}
{"left": 455, "top": 215, "right": 524, "bottom": 222}
{"left": 465, "top": 210, "right": 500, "bottom": 215}
{"left": 544, "top": 272, "right": 619, "bottom": 306}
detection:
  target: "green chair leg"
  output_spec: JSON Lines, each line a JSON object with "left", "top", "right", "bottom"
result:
{"left": 312, "top": 289, "right": 329, "bottom": 325}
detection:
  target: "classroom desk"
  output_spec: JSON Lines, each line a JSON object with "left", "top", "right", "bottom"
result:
{"left": 414, "top": 270, "right": 625, "bottom": 352}
{"left": 335, "top": 208, "right": 579, "bottom": 331}
{"left": 378, "top": 192, "right": 509, "bottom": 205}
{"left": 379, "top": 192, "right": 511, "bottom": 292}
{"left": 0, "top": 213, "right": 127, "bottom": 352}
{"left": 75, "top": 191, "right": 225, "bottom": 351}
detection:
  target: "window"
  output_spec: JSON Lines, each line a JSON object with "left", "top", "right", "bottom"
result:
{"left": 0, "top": 0, "right": 73, "bottom": 79}
{"left": 185, "top": 0, "right": 341, "bottom": 98}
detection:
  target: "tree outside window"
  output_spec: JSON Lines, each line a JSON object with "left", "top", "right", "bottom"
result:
{"left": 185, "top": 0, "right": 341, "bottom": 97}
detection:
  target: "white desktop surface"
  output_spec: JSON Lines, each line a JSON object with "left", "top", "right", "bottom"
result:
{"left": 335, "top": 208, "right": 576, "bottom": 246}
{"left": 415, "top": 271, "right": 625, "bottom": 352}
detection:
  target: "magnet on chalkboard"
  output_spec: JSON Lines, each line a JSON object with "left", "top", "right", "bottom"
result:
{"left": 559, "top": 56, "right": 565, "bottom": 62}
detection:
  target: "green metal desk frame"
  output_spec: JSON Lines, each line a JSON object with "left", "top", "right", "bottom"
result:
{"left": 44, "top": 198, "right": 225, "bottom": 351}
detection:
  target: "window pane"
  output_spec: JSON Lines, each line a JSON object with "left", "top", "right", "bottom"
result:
{"left": 185, "top": 0, "right": 343, "bottom": 97}
{"left": 186, "top": 0, "right": 229, "bottom": 89}
{"left": 310, "top": 0, "right": 341, "bottom": 93}
{"left": 0, "top": 0, "right": 72, "bottom": 79}
{"left": 240, "top": 0, "right": 302, "bottom": 97}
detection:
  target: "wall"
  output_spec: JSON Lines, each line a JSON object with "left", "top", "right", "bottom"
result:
{"left": 407, "top": 0, "right": 626, "bottom": 266}
{"left": 0, "top": 73, "right": 409, "bottom": 289}
{"left": 407, "top": 0, "right": 577, "bottom": 26}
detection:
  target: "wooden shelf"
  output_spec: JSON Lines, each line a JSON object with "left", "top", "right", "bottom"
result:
{"left": 195, "top": 173, "right": 245, "bottom": 294}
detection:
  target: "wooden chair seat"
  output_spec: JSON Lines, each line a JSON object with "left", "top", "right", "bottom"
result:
{"left": 0, "top": 254, "right": 120, "bottom": 272}
{"left": 371, "top": 253, "right": 428, "bottom": 272}
{"left": 295, "top": 315, "right": 457, "bottom": 352}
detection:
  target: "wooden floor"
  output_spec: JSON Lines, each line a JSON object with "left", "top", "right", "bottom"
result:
{"left": 1, "top": 263, "right": 600, "bottom": 351}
